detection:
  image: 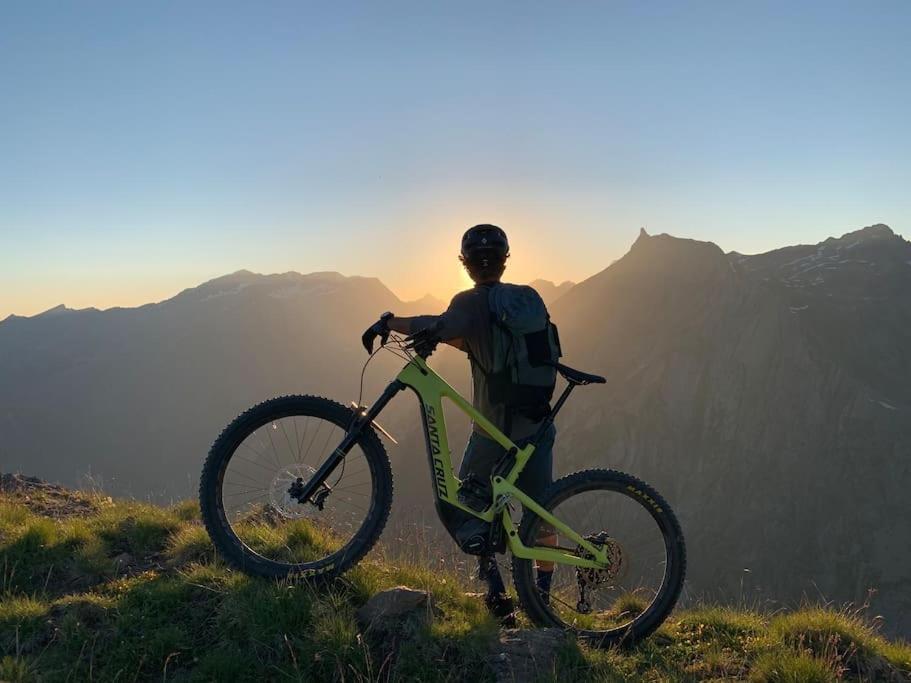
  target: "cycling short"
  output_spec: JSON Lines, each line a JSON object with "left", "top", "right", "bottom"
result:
{"left": 459, "top": 423, "right": 556, "bottom": 502}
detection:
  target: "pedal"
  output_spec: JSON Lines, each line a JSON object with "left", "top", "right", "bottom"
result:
{"left": 350, "top": 402, "right": 398, "bottom": 444}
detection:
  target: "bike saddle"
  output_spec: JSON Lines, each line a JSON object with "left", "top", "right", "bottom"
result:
{"left": 552, "top": 362, "right": 606, "bottom": 385}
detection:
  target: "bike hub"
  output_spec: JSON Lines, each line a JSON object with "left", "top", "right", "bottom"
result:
{"left": 271, "top": 464, "right": 330, "bottom": 518}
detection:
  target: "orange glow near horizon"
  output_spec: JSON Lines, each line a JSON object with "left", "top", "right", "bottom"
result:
{"left": 1, "top": 253, "right": 587, "bottom": 319}
{"left": 1, "top": 276, "right": 205, "bottom": 318}
{"left": 1, "top": 212, "right": 609, "bottom": 318}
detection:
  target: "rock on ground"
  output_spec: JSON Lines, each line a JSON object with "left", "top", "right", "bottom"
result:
{"left": 0, "top": 472, "right": 104, "bottom": 518}
{"left": 355, "top": 586, "right": 434, "bottom": 631}
{"left": 488, "top": 628, "right": 568, "bottom": 683}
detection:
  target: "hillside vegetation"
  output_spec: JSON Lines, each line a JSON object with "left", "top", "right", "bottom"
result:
{"left": 1, "top": 475, "right": 909, "bottom": 682}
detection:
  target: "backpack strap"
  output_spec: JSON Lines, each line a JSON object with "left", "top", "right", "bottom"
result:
{"left": 467, "top": 282, "right": 499, "bottom": 377}
{"left": 483, "top": 282, "right": 517, "bottom": 435}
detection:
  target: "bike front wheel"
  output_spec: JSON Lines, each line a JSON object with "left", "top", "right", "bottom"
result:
{"left": 512, "top": 469, "right": 686, "bottom": 646}
{"left": 199, "top": 395, "right": 393, "bottom": 580}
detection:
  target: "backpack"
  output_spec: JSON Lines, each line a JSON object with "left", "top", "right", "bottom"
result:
{"left": 485, "top": 283, "right": 562, "bottom": 419}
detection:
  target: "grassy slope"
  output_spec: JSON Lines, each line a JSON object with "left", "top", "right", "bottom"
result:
{"left": 0, "top": 483, "right": 909, "bottom": 682}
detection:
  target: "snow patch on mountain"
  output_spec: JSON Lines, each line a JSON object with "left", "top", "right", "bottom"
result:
{"left": 268, "top": 283, "right": 339, "bottom": 299}
{"left": 197, "top": 282, "right": 251, "bottom": 302}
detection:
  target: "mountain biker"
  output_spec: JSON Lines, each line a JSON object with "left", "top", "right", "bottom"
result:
{"left": 369, "top": 224, "right": 557, "bottom": 624}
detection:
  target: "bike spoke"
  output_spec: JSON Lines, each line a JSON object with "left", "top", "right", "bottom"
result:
{"left": 530, "top": 487, "right": 671, "bottom": 633}
{"left": 220, "top": 413, "right": 375, "bottom": 567}
{"left": 279, "top": 420, "right": 297, "bottom": 466}
{"left": 302, "top": 420, "right": 324, "bottom": 465}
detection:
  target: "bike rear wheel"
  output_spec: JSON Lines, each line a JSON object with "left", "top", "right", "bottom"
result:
{"left": 512, "top": 469, "right": 686, "bottom": 646}
{"left": 199, "top": 395, "right": 392, "bottom": 580}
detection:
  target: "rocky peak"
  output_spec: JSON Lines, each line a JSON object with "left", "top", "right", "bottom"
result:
{"left": 629, "top": 230, "right": 726, "bottom": 259}
{"left": 836, "top": 223, "right": 895, "bottom": 242}
{"left": 551, "top": 230, "right": 737, "bottom": 341}
{"left": 734, "top": 223, "right": 910, "bottom": 290}
{"left": 26, "top": 304, "right": 100, "bottom": 319}
{"left": 198, "top": 269, "right": 261, "bottom": 288}
{"left": 37, "top": 304, "right": 71, "bottom": 316}
{"left": 621, "top": 231, "right": 731, "bottom": 285}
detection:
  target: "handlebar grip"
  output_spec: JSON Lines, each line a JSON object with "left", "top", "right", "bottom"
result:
{"left": 361, "top": 315, "right": 392, "bottom": 354}
{"left": 361, "top": 328, "right": 378, "bottom": 354}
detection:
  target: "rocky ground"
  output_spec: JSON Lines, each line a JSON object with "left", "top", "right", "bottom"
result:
{"left": 0, "top": 473, "right": 106, "bottom": 518}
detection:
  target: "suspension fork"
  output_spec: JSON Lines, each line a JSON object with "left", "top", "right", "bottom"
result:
{"left": 294, "top": 380, "right": 404, "bottom": 503}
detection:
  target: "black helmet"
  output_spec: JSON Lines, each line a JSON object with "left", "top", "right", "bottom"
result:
{"left": 460, "top": 224, "right": 509, "bottom": 261}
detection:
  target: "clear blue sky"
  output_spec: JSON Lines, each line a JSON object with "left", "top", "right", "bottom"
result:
{"left": 2, "top": 1, "right": 909, "bottom": 316}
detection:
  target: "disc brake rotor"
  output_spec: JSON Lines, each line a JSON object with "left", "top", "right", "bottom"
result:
{"left": 575, "top": 531, "right": 626, "bottom": 613}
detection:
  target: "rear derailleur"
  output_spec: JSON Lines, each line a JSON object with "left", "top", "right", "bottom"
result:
{"left": 575, "top": 531, "right": 621, "bottom": 614}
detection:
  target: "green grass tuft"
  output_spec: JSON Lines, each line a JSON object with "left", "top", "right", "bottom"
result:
{"left": 0, "top": 595, "right": 49, "bottom": 653}
{"left": 879, "top": 639, "right": 911, "bottom": 672}
{"left": 772, "top": 607, "right": 874, "bottom": 653}
{"left": 92, "top": 502, "right": 182, "bottom": 556}
{"left": 748, "top": 649, "right": 838, "bottom": 682}
{"left": 164, "top": 524, "right": 215, "bottom": 565}
{"left": 770, "top": 606, "right": 911, "bottom": 675}
{"left": 168, "top": 499, "right": 201, "bottom": 522}
{"left": 0, "top": 655, "right": 35, "bottom": 683}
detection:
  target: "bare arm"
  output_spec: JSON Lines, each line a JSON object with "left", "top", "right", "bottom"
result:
{"left": 387, "top": 315, "right": 466, "bottom": 351}
{"left": 386, "top": 316, "right": 418, "bottom": 335}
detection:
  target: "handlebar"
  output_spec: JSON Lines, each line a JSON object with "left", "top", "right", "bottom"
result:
{"left": 360, "top": 325, "right": 386, "bottom": 354}
{"left": 361, "top": 311, "right": 394, "bottom": 353}
{"left": 403, "top": 320, "right": 444, "bottom": 359}
{"left": 360, "top": 316, "right": 443, "bottom": 359}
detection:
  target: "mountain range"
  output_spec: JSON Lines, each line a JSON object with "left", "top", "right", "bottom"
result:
{"left": 1, "top": 223, "right": 908, "bottom": 636}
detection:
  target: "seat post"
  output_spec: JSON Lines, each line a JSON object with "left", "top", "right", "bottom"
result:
{"left": 530, "top": 381, "right": 575, "bottom": 445}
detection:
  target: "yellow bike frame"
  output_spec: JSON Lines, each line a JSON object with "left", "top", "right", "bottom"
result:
{"left": 398, "top": 355, "right": 608, "bottom": 569}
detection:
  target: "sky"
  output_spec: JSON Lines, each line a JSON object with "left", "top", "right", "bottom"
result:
{"left": 2, "top": 1, "right": 910, "bottom": 317}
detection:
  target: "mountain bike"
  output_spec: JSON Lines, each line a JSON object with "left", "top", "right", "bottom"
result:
{"left": 199, "top": 323, "right": 686, "bottom": 646}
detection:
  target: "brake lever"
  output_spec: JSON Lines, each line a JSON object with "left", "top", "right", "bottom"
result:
{"left": 403, "top": 335, "right": 426, "bottom": 351}
{"left": 404, "top": 321, "right": 444, "bottom": 356}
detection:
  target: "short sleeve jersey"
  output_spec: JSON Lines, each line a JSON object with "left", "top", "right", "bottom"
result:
{"left": 409, "top": 283, "right": 538, "bottom": 440}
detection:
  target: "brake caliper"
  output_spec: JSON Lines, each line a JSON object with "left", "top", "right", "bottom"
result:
{"left": 273, "top": 464, "right": 333, "bottom": 517}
